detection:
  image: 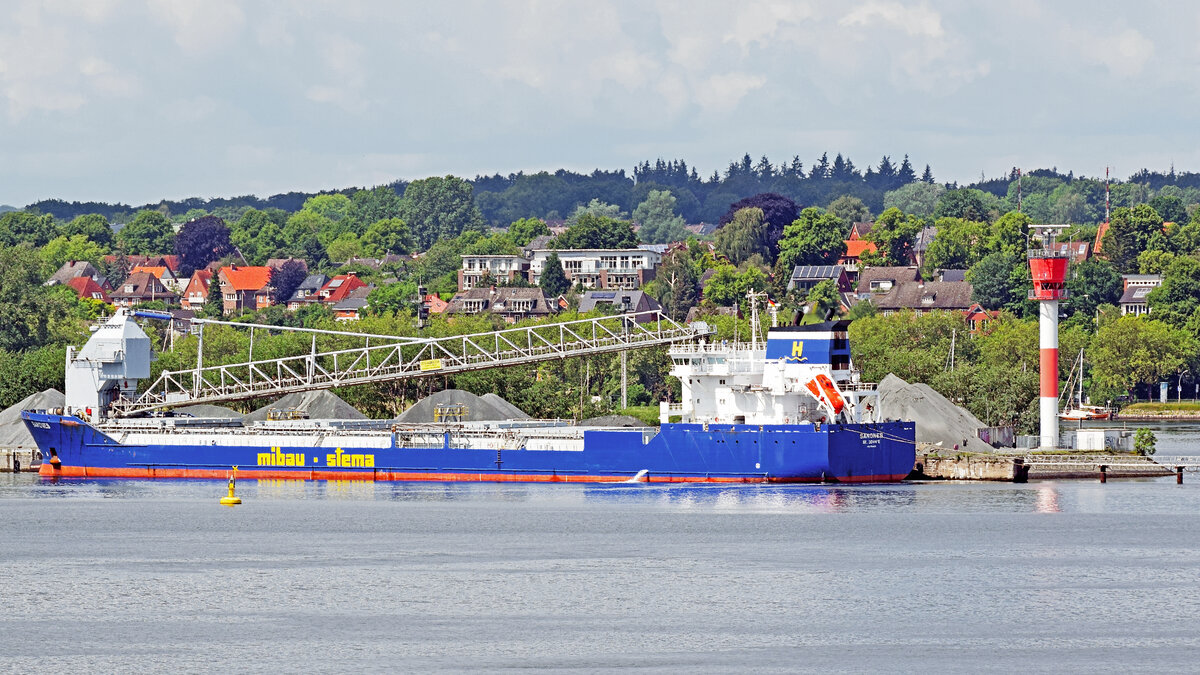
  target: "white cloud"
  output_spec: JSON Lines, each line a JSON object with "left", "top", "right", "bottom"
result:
{"left": 1060, "top": 25, "right": 1154, "bottom": 79}
{"left": 839, "top": 1, "right": 944, "bottom": 37}
{"left": 693, "top": 72, "right": 767, "bottom": 115}
{"left": 725, "top": 1, "right": 816, "bottom": 51}
{"left": 146, "top": 0, "right": 246, "bottom": 54}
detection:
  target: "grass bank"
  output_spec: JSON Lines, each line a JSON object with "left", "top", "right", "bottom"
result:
{"left": 1120, "top": 401, "right": 1200, "bottom": 419}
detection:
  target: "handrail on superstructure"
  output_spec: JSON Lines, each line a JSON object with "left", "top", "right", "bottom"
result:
{"left": 110, "top": 310, "right": 709, "bottom": 417}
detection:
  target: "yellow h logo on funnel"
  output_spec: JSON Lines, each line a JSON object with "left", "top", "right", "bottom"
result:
{"left": 791, "top": 341, "right": 803, "bottom": 358}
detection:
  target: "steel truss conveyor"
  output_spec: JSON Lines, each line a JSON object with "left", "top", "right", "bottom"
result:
{"left": 111, "top": 310, "right": 708, "bottom": 417}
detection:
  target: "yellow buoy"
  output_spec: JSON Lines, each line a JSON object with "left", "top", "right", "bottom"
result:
{"left": 220, "top": 465, "right": 242, "bottom": 506}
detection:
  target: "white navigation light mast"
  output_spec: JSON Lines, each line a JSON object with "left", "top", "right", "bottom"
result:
{"left": 1028, "top": 224, "right": 1069, "bottom": 449}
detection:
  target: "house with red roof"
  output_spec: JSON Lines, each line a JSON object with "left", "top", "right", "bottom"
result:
{"left": 319, "top": 274, "right": 368, "bottom": 305}
{"left": 110, "top": 271, "right": 179, "bottom": 308}
{"left": 181, "top": 270, "right": 214, "bottom": 310}
{"left": 963, "top": 303, "right": 999, "bottom": 334}
{"left": 65, "top": 276, "right": 111, "bottom": 303}
{"left": 130, "top": 264, "right": 183, "bottom": 293}
{"left": 217, "top": 265, "right": 273, "bottom": 315}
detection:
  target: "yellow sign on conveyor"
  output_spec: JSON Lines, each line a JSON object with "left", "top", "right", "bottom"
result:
{"left": 419, "top": 358, "right": 443, "bottom": 371}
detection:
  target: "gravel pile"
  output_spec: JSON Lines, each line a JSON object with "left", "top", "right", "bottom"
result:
{"left": 176, "top": 404, "right": 243, "bottom": 419}
{"left": 580, "top": 415, "right": 647, "bottom": 428}
{"left": 876, "top": 374, "right": 993, "bottom": 451}
{"left": 244, "top": 390, "right": 366, "bottom": 422}
{"left": 396, "top": 389, "right": 529, "bottom": 423}
{"left": 0, "top": 389, "right": 65, "bottom": 448}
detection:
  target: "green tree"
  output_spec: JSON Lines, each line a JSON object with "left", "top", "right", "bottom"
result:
{"left": 1091, "top": 316, "right": 1196, "bottom": 397}
{"left": 884, "top": 182, "right": 944, "bottom": 218}
{"left": 935, "top": 188, "right": 992, "bottom": 222}
{"left": 655, "top": 251, "right": 699, "bottom": 320}
{"left": 508, "top": 217, "right": 549, "bottom": 247}
{"left": 200, "top": 276, "right": 225, "bottom": 317}
{"left": 565, "top": 199, "right": 624, "bottom": 226}
{"left": 1102, "top": 204, "right": 1163, "bottom": 273}
{"left": 1064, "top": 258, "right": 1122, "bottom": 323}
{"left": 633, "top": 190, "right": 688, "bottom": 244}
{"left": 867, "top": 207, "right": 923, "bottom": 265}
{"left": 1147, "top": 255, "right": 1200, "bottom": 327}
{"left": 326, "top": 232, "right": 364, "bottom": 262}
{"left": 775, "top": 207, "right": 847, "bottom": 274}
{"left": 1134, "top": 428, "right": 1157, "bottom": 456}
{"left": 59, "top": 214, "right": 113, "bottom": 246}
{"left": 116, "top": 210, "right": 174, "bottom": 255}
{"left": 361, "top": 218, "right": 414, "bottom": 256}
{"left": 347, "top": 186, "right": 403, "bottom": 233}
{"left": 554, "top": 213, "right": 638, "bottom": 249}
{"left": 986, "top": 210, "right": 1031, "bottom": 257}
{"left": 0, "top": 245, "right": 58, "bottom": 351}
{"left": 367, "top": 280, "right": 418, "bottom": 317}
{"left": 703, "top": 264, "right": 767, "bottom": 306}
{"left": 826, "top": 195, "right": 871, "bottom": 229}
{"left": 715, "top": 207, "right": 768, "bottom": 266}
{"left": 399, "top": 176, "right": 486, "bottom": 250}
{"left": 967, "top": 251, "right": 1024, "bottom": 311}
{"left": 40, "top": 235, "right": 109, "bottom": 270}
{"left": 0, "top": 211, "right": 57, "bottom": 248}
{"left": 539, "top": 252, "right": 571, "bottom": 297}
{"left": 806, "top": 279, "right": 842, "bottom": 319}
{"left": 301, "top": 194, "right": 353, "bottom": 223}
{"left": 923, "top": 218, "right": 989, "bottom": 271}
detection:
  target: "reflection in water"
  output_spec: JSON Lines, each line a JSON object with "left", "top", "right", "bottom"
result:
{"left": 1036, "top": 484, "right": 1061, "bottom": 513}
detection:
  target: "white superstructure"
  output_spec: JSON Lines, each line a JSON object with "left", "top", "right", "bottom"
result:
{"left": 660, "top": 319, "right": 882, "bottom": 426}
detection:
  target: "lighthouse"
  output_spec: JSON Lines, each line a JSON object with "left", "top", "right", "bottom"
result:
{"left": 1028, "top": 225, "right": 1069, "bottom": 449}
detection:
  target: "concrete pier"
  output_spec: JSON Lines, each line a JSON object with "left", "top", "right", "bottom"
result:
{"left": 913, "top": 451, "right": 1174, "bottom": 482}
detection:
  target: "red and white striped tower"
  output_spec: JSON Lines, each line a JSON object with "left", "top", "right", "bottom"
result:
{"left": 1029, "top": 225, "right": 1069, "bottom": 449}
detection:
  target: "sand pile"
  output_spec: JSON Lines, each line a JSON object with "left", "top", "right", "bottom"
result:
{"left": 244, "top": 390, "right": 366, "bottom": 422}
{"left": 0, "top": 389, "right": 65, "bottom": 448}
{"left": 396, "top": 389, "right": 529, "bottom": 423}
{"left": 876, "top": 374, "right": 993, "bottom": 451}
{"left": 580, "top": 414, "right": 647, "bottom": 428}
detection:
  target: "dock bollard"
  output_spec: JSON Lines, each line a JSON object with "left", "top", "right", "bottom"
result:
{"left": 1178, "top": 467, "right": 1185, "bottom": 485}
{"left": 1099, "top": 465, "right": 1107, "bottom": 483}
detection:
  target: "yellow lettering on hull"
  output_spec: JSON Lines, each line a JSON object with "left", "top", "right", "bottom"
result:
{"left": 325, "top": 447, "right": 375, "bottom": 469}
{"left": 256, "top": 447, "right": 307, "bottom": 467}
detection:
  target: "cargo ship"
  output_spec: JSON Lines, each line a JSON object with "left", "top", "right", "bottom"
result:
{"left": 21, "top": 310, "right": 915, "bottom": 483}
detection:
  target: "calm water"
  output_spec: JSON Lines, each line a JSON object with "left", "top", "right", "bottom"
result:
{"left": 2, "top": 423, "right": 1199, "bottom": 674}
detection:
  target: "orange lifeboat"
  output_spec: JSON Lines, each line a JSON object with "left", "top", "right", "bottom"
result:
{"left": 805, "top": 373, "right": 845, "bottom": 415}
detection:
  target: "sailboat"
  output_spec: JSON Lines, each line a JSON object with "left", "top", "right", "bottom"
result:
{"left": 1059, "top": 349, "right": 1112, "bottom": 421}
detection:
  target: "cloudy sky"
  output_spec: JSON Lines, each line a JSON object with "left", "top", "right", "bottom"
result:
{"left": 1, "top": 0, "right": 1196, "bottom": 207}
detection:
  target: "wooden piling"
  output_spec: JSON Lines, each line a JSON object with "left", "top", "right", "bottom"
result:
{"left": 1099, "top": 464, "right": 1107, "bottom": 483}
{"left": 1178, "top": 466, "right": 1184, "bottom": 485}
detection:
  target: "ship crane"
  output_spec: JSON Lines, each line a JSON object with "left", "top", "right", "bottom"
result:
{"left": 80, "top": 309, "right": 709, "bottom": 420}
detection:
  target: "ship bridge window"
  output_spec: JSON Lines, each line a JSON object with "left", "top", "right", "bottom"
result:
{"left": 719, "top": 379, "right": 725, "bottom": 384}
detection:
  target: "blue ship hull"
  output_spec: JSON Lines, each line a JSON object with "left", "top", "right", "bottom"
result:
{"left": 21, "top": 412, "right": 916, "bottom": 483}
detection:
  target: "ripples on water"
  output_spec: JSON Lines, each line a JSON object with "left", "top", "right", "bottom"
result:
{"left": 2, "top": 421, "right": 1199, "bottom": 673}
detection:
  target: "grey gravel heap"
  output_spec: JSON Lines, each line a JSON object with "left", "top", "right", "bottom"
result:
{"left": 876, "top": 374, "right": 994, "bottom": 451}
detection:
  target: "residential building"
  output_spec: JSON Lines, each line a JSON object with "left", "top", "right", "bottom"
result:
{"left": 319, "top": 274, "right": 368, "bottom": 305}
{"left": 65, "top": 276, "right": 110, "bottom": 303}
{"left": 1119, "top": 274, "right": 1161, "bottom": 316}
{"left": 424, "top": 293, "right": 450, "bottom": 315}
{"left": 913, "top": 226, "right": 937, "bottom": 267}
{"left": 110, "top": 271, "right": 179, "bottom": 308}
{"left": 130, "top": 264, "right": 183, "bottom": 292}
{"left": 102, "top": 254, "right": 182, "bottom": 275}
{"left": 839, "top": 240, "right": 877, "bottom": 279}
{"left": 332, "top": 285, "right": 373, "bottom": 321}
{"left": 265, "top": 258, "right": 308, "bottom": 273}
{"left": 45, "top": 260, "right": 109, "bottom": 290}
{"left": 870, "top": 279, "right": 974, "bottom": 316}
{"left": 218, "top": 265, "right": 273, "bottom": 315}
{"left": 447, "top": 287, "right": 556, "bottom": 323}
{"left": 181, "top": 270, "right": 213, "bottom": 310}
{"left": 963, "top": 303, "right": 999, "bottom": 333}
{"left": 528, "top": 248, "right": 660, "bottom": 290}
{"left": 786, "top": 265, "right": 853, "bottom": 293}
{"left": 1048, "top": 241, "right": 1090, "bottom": 262}
{"left": 577, "top": 290, "right": 663, "bottom": 322}
{"left": 848, "top": 222, "right": 874, "bottom": 241}
{"left": 459, "top": 254, "right": 530, "bottom": 291}
{"left": 285, "top": 274, "right": 331, "bottom": 311}
{"left": 856, "top": 266, "right": 923, "bottom": 299}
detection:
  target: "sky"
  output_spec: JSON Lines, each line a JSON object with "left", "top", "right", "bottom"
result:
{"left": 1, "top": 0, "right": 1198, "bottom": 207}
